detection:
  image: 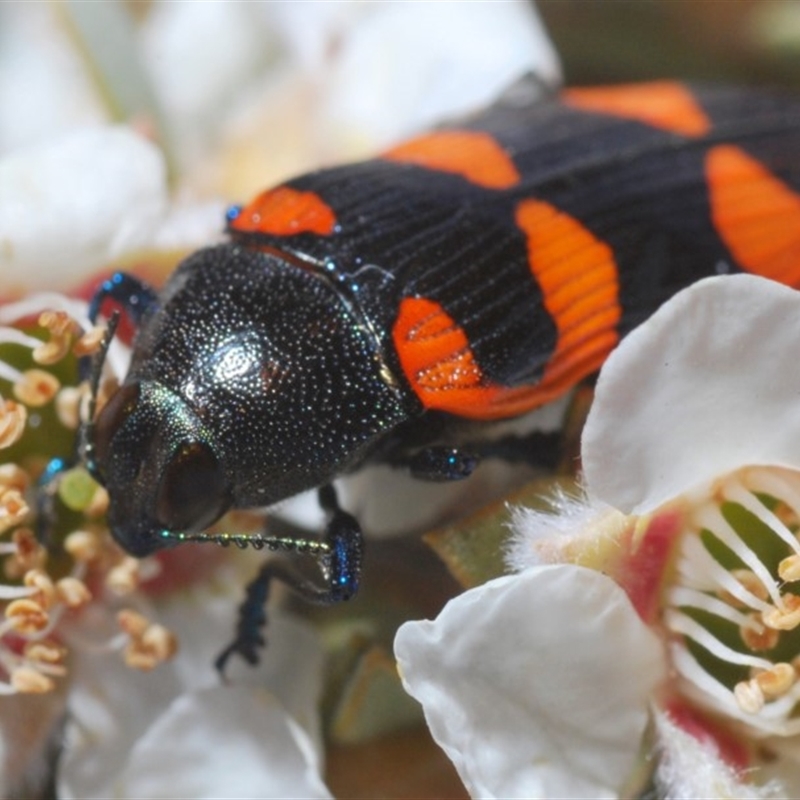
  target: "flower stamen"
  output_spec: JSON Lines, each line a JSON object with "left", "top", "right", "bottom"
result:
{"left": 33, "top": 310, "right": 79, "bottom": 365}
{"left": 106, "top": 556, "right": 140, "bottom": 595}
{"left": 677, "top": 536, "right": 773, "bottom": 613}
{"left": 754, "top": 662, "right": 796, "bottom": 699}
{"left": 667, "top": 586, "right": 762, "bottom": 630}
{"left": 56, "top": 576, "right": 92, "bottom": 609}
{"left": 0, "top": 399, "right": 27, "bottom": 449}
{"left": 5, "top": 598, "right": 49, "bottom": 634}
{"left": 4, "top": 528, "right": 47, "bottom": 578}
{"left": 668, "top": 466, "right": 800, "bottom": 735}
{"left": 665, "top": 609, "right": 774, "bottom": 670}
{"left": 735, "top": 663, "right": 798, "bottom": 714}
{"left": 779, "top": 555, "right": 800, "bottom": 583}
{"left": 117, "top": 610, "right": 178, "bottom": 671}
{"left": 72, "top": 325, "right": 106, "bottom": 357}
{"left": 763, "top": 594, "right": 800, "bottom": 631}
{"left": 11, "top": 666, "right": 54, "bottom": 694}
{"left": 693, "top": 504, "right": 784, "bottom": 608}
{"left": 0, "top": 489, "right": 30, "bottom": 535}
{"left": 740, "top": 614, "right": 780, "bottom": 652}
{"left": 0, "top": 294, "right": 176, "bottom": 699}
{"left": 724, "top": 479, "right": 800, "bottom": 558}
{"left": 13, "top": 369, "right": 60, "bottom": 407}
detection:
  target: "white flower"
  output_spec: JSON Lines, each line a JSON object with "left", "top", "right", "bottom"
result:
{"left": 0, "top": 1, "right": 561, "bottom": 291}
{"left": 396, "top": 274, "right": 800, "bottom": 799}
{"left": 0, "top": 281, "right": 333, "bottom": 798}
{"left": 396, "top": 565, "right": 664, "bottom": 799}
{"left": 58, "top": 589, "right": 330, "bottom": 800}
{"left": 0, "top": 127, "right": 172, "bottom": 294}
{"left": 0, "top": 2, "right": 564, "bottom": 795}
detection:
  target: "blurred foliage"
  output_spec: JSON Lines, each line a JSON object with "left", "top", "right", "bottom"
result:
{"left": 538, "top": 0, "right": 800, "bottom": 89}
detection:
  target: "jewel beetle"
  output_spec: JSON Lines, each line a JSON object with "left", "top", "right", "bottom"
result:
{"left": 72, "top": 79, "right": 800, "bottom": 670}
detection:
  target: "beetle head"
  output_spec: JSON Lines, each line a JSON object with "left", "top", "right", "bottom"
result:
{"left": 92, "top": 380, "right": 232, "bottom": 557}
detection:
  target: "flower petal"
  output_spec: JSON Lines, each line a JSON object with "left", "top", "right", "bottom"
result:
{"left": 58, "top": 644, "right": 181, "bottom": 799}
{"left": 117, "top": 687, "right": 332, "bottom": 800}
{"left": 0, "top": 4, "right": 106, "bottom": 152}
{"left": 319, "top": 1, "right": 562, "bottom": 149}
{"left": 59, "top": 589, "right": 326, "bottom": 798}
{"left": 394, "top": 564, "right": 665, "bottom": 799}
{"left": 0, "top": 126, "right": 166, "bottom": 295}
{"left": 583, "top": 275, "right": 800, "bottom": 514}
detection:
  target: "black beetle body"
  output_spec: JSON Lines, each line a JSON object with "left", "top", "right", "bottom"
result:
{"left": 73, "top": 79, "right": 800, "bottom": 667}
{"left": 94, "top": 245, "right": 410, "bottom": 557}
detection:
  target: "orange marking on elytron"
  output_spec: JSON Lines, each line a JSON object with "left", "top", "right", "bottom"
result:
{"left": 515, "top": 198, "right": 621, "bottom": 403}
{"left": 393, "top": 292, "right": 608, "bottom": 420}
{"left": 393, "top": 200, "right": 622, "bottom": 420}
{"left": 706, "top": 145, "right": 800, "bottom": 286}
{"left": 383, "top": 131, "right": 520, "bottom": 190}
{"left": 231, "top": 186, "right": 337, "bottom": 237}
{"left": 563, "top": 81, "right": 711, "bottom": 137}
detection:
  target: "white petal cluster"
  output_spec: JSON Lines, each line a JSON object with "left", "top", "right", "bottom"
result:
{"left": 396, "top": 275, "right": 800, "bottom": 798}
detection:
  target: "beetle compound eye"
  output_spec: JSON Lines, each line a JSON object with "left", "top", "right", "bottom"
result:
{"left": 155, "top": 442, "right": 229, "bottom": 533}
{"left": 93, "top": 383, "right": 141, "bottom": 466}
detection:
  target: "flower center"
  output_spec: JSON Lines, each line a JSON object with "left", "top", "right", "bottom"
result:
{"left": 665, "top": 465, "right": 800, "bottom": 736}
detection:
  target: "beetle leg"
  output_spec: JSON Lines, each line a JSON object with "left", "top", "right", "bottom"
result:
{"left": 88, "top": 272, "right": 159, "bottom": 326}
{"left": 471, "top": 429, "right": 562, "bottom": 471}
{"left": 79, "top": 273, "right": 157, "bottom": 386}
{"left": 214, "top": 557, "right": 303, "bottom": 673}
{"left": 406, "top": 447, "right": 480, "bottom": 481}
{"left": 215, "top": 484, "right": 364, "bottom": 675}
{"left": 399, "top": 430, "right": 562, "bottom": 482}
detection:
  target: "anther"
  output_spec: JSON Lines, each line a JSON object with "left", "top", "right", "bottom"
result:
{"left": 106, "top": 556, "right": 140, "bottom": 595}
{"left": 0, "top": 400, "right": 27, "bottom": 449}
{"left": 124, "top": 624, "right": 178, "bottom": 671}
{"left": 33, "top": 310, "right": 77, "bottom": 365}
{"left": 13, "top": 370, "right": 60, "bottom": 407}
{"left": 740, "top": 613, "right": 780, "bottom": 651}
{"left": 0, "top": 464, "right": 28, "bottom": 493}
{"left": 56, "top": 577, "right": 92, "bottom": 609}
{"left": 55, "top": 386, "right": 83, "bottom": 430}
{"left": 754, "top": 662, "right": 797, "bottom": 699}
{"left": 6, "top": 598, "right": 49, "bottom": 633}
{"left": 763, "top": 594, "right": 800, "bottom": 630}
{"left": 11, "top": 666, "right": 54, "bottom": 694}
{"left": 72, "top": 325, "right": 106, "bottom": 357}
{"left": 24, "top": 640, "right": 66, "bottom": 666}
{"left": 118, "top": 610, "right": 177, "bottom": 671}
{"left": 64, "top": 530, "right": 102, "bottom": 563}
{"left": 0, "top": 489, "right": 30, "bottom": 534}
{"left": 23, "top": 569, "right": 55, "bottom": 609}
{"left": 779, "top": 554, "right": 800, "bottom": 583}
{"left": 734, "top": 679, "right": 765, "bottom": 714}
{"left": 117, "top": 609, "right": 149, "bottom": 638}
{"left": 85, "top": 486, "right": 109, "bottom": 518}
{"left": 141, "top": 624, "right": 178, "bottom": 663}
{"left": 5, "top": 528, "right": 46, "bottom": 577}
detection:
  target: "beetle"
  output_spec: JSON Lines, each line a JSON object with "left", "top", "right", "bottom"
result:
{"left": 73, "top": 79, "right": 800, "bottom": 670}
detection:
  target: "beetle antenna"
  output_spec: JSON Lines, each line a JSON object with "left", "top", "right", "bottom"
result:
{"left": 159, "top": 529, "right": 331, "bottom": 557}
{"left": 80, "top": 311, "right": 120, "bottom": 480}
